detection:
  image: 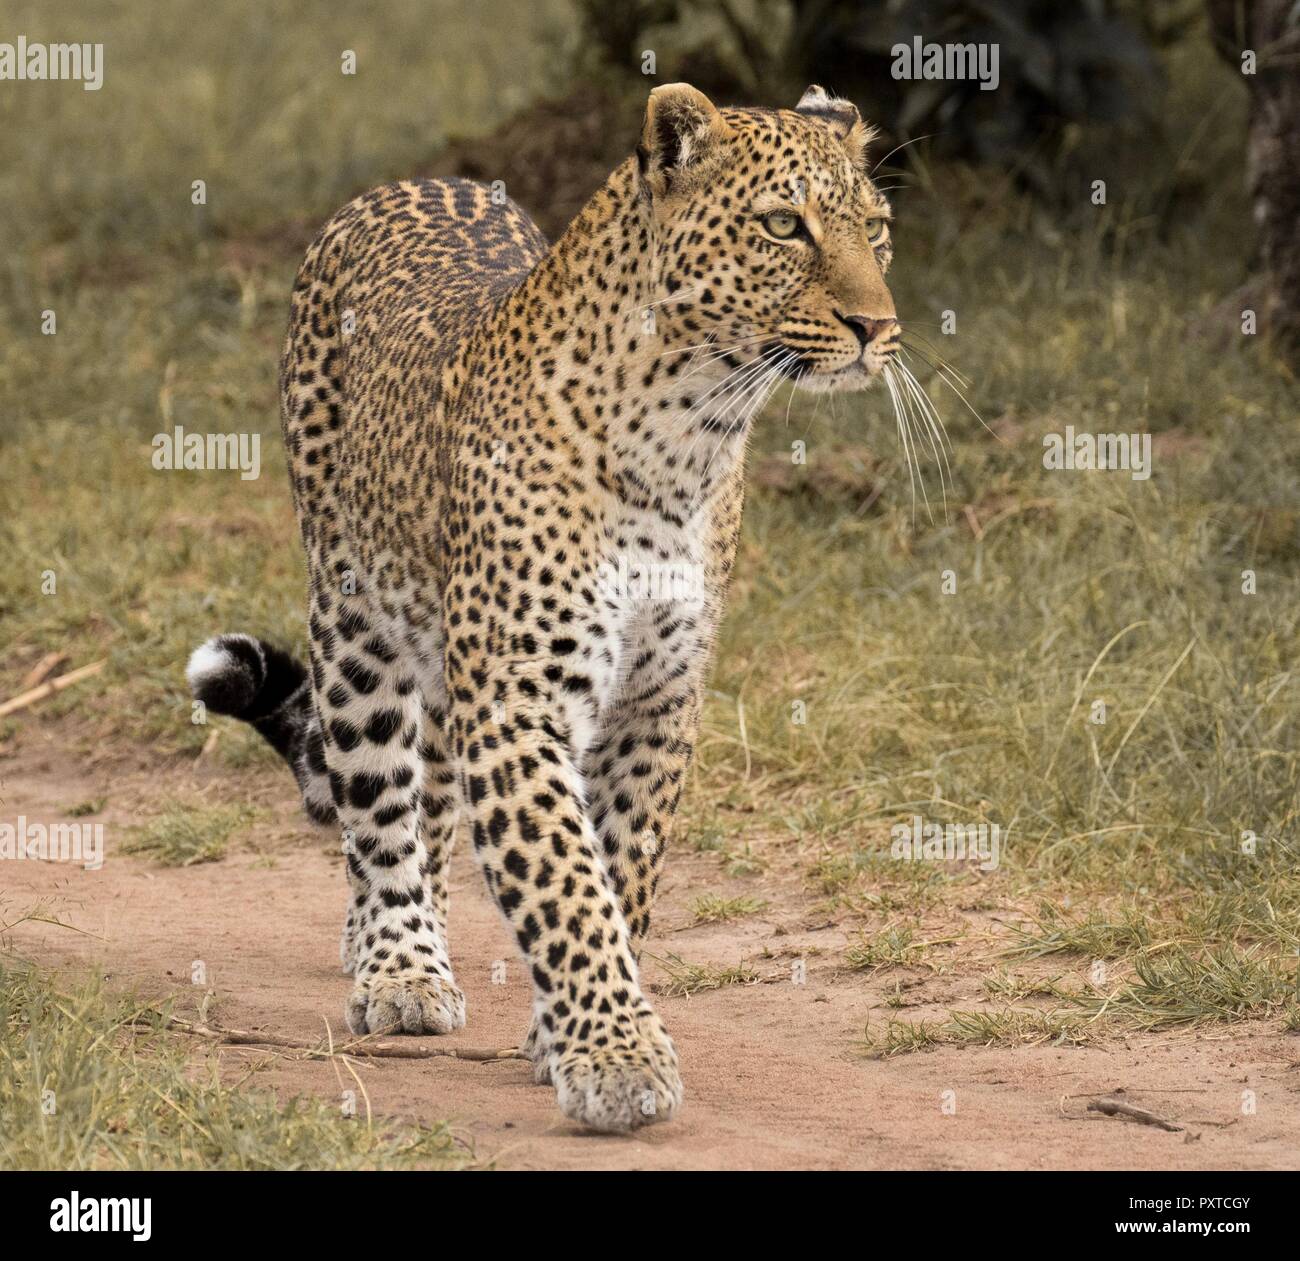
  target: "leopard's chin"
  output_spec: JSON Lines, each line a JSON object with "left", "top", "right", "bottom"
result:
{"left": 764, "top": 345, "right": 883, "bottom": 394}
{"left": 796, "top": 360, "right": 885, "bottom": 394}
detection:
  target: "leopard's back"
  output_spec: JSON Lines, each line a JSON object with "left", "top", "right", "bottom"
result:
{"left": 279, "top": 178, "right": 547, "bottom": 587}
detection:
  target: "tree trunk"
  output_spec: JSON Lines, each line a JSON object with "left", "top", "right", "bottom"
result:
{"left": 1207, "top": 0, "right": 1300, "bottom": 354}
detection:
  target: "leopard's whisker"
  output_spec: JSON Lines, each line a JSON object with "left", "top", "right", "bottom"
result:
{"left": 870, "top": 133, "right": 936, "bottom": 176}
{"left": 693, "top": 351, "right": 792, "bottom": 503}
{"left": 882, "top": 363, "right": 920, "bottom": 516}
{"left": 687, "top": 349, "right": 774, "bottom": 422}
{"left": 672, "top": 353, "right": 774, "bottom": 473}
{"left": 899, "top": 331, "right": 971, "bottom": 386}
{"left": 782, "top": 367, "right": 799, "bottom": 428}
{"left": 896, "top": 358, "right": 950, "bottom": 516}
{"left": 643, "top": 331, "right": 771, "bottom": 366}
{"left": 677, "top": 353, "right": 769, "bottom": 428}
{"left": 689, "top": 350, "right": 780, "bottom": 448}
{"left": 671, "top": 335, "right": 775, "bottom": 386}
{"left": 639, "top": 286, "right": 703, "bottom": 311}
{"left": 902, "top": 346, "right": 992, "bottom": 439}
{"left": 894, "top": 363, "right": 935, "bottom": 522}
{"left": 897, "top": 355, "right": 952, "bottom": 461}
{"left": 692, "top": 349, "right": 784, "bottom": 448}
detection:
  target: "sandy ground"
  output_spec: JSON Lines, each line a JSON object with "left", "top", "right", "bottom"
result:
{"left": 3, "top": 722, "right": 1297, "bottom": 1170}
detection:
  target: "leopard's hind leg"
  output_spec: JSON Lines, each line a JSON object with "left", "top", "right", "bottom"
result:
{"left": 307, "top": 579, "right": 465, "bottom": 1036}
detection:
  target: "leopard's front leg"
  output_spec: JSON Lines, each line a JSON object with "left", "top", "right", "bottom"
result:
{"left": 586, "top": 678, "right": 703, "bottom": 960}
{"left": 447, "top": 656, "right": 682, "bottom": 1132}
{"left": 587, "top": 484, "right": 741, "bottom": 963}
{"left": 520, "top": 676, "right": 702, "bottom": 1087}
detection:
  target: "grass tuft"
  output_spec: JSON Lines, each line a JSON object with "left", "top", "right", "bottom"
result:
{"left": 866, "top": 943, "right": 1296, "bottom": 1057}
{"left": 1069, "top": 945, "right": 1296, "bottom": 1031}
{"left": 1001, "top": 902, "right": 1155, "bottom": 960}
{"left": 123, "top": 803, "right": 255, "bottom": 866}
{"left": 690, "top": 894, "right": 769, "bottom": 924}
{"left": 654, "top": 954, "right": 758, "bottom": 998}
{"left": 864, "top": 1008, "right": 1094, "bottom": 1058}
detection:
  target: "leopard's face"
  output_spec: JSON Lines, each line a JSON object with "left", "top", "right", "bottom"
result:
{"left": 640, "top": 85, "right": 900, "bottom": 395}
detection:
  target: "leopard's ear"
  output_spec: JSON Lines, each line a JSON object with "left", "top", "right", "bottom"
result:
{"left": 795, "top": 85, "right": 877, "bottom": 169}
{"left": 638, "top": 83, "right": 732, "bottom": 198}
{"left": 794, "top": 84, "right": 859, "bottom": 136}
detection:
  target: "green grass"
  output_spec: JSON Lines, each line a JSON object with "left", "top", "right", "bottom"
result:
{"left": 1067, "top": 944, "right": 1298, "bottom": 1032}
{"left": 123, "top": 802, "right": 255, "bottom": 866}
{"left": 682, "top": 33, "right": 1300, "bottom": 1007}
{"left": 1000, "top": 901, "right": 1158, "bottom": 960}
{"left": 654, "top": 954, "right": 759, "bottom": 998}
{"left": 864, "top": 1008, "right": 1097, "bottom": 1059}
{"left": 65, "top": 798, "right": 106, "bottom": 818}
{"left": 691, "top": 894, "right": 769, "bottom": 924}
{"left": 0, "top": 962, "right": 470, "bottom": 1170}
{"left": 845, "top": 924, "right": 963, "bottom": 973}
{"left": 0, "top": 0, "right": 573, "bottom": 751}
{"left": 0, "top": 0, "right": 571, "bottom": 293}
{"left": 865, "top": 943, "right": 1298, "bottom": 1057}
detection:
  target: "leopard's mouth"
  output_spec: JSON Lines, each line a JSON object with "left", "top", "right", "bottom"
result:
{"left": 790, "top": 356, "right": 885, "bottom": 394}
{"left": 764, "top": 341, "right": 893, "bottom": 392}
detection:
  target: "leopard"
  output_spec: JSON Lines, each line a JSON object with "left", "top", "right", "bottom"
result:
{"left": 186, "top": 83, "right": 900, "bottom": 1133}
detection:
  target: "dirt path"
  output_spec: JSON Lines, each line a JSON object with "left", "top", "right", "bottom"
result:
{"left": 3, "top": 733, "right": 1297, "bottom": 1170}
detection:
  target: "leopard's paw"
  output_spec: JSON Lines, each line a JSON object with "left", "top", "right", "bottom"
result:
{"left": 346, "top": 970, "right": 466, "bottom": 1036}
{"left": 548, "top": 1010, "right": 682, "bottom": 1132}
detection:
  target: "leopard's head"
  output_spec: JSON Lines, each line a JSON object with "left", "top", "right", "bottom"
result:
{"left": 638, "top": 83, "right": 899, "bottom": 394}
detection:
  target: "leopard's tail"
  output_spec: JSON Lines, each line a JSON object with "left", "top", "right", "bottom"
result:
{"left": 185, "top": 633, "right": 336, "bottom": 826}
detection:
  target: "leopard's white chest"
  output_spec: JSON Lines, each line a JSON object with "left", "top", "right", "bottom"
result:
{"left": 593, "top": 505, "right": 712, "bottom": 700}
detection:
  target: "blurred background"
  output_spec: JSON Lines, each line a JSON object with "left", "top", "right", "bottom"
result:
{"left": 2, "top": 1, "right": 1297, "bottom": 338}
{"left": 2, "top": 1, "right": 1298, "bottom": 986}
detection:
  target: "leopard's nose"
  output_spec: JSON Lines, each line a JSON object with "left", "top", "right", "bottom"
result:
{"left": 836, "top": 311, "right": 898, "bottom": 349}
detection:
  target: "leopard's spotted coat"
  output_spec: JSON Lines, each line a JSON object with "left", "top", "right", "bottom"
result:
{"left": 187, "top": 84, "right": 900, "bottom": 1132}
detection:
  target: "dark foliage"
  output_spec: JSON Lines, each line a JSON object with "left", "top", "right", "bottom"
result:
{"left": 575, "top": 0, "right": 1164, "bottom": 187}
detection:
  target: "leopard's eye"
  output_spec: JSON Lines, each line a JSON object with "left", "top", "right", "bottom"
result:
{"left": 866, "top": 217, "right": 889, "bottom": 246}
{"left": 762, "top": 211, "right": 802, "bottom": 240}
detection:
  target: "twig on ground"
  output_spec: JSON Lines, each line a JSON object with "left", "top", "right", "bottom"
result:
{"left": 137, "top": 1012, "right": 527, "bottom": 1063}
{"left": 19, "top": 652, "right": 69, "bottom": 691}
{"left": 1084, "top": 1096, "right": 1184, "bottom": 1132}
{"left": 0, "top": 659, "right": 106, "bottom": 718}
{"left": 195, "top": 728, "right": 221, "bottom": 763}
